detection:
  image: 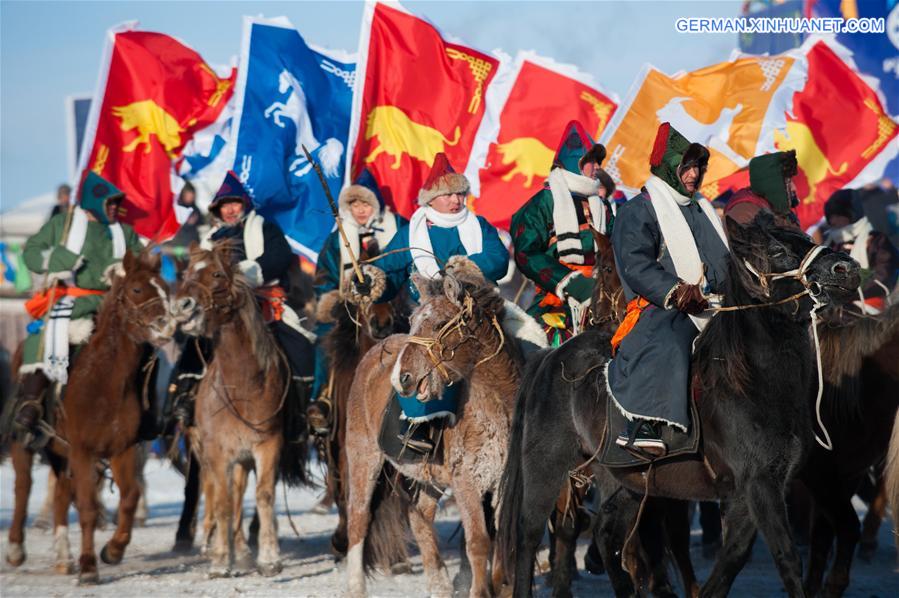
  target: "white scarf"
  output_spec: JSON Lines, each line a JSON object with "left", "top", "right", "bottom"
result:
{"left": 408, "top": 206, "right": 483, "bottom": 279}
{"left": 644, "top": 174, "right": 729, "bottom": 331}
{"left": 200, "top": 210, "right": 265, "bottom": 257}
{"left": 548, "top": 168, "right": 604, "bottom": 264}
{"left": 42, "top": 208, "right": 127, "bottom": 383}
{"left": 826, "top": 217, "right": 871, "bottom": 269}
{"left": 338, "top": 210, "right": 399, "bottom": 272}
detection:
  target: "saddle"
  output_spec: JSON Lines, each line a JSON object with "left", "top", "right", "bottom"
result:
{"left": 600, "top": 383, "right": 702, "bottom": 468}
{"left": 378, "top": 392, "right": 445, "bottom": 466}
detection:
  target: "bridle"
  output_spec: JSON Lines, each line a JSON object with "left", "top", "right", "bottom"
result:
{"left": 117, "top": 276, "right": 170, "bottom": 333}
{"left": 403, "top": 292, "right": 505, "bottom": 386}
{"left": 589, "top": 272, "right": 625, "bottom": 327}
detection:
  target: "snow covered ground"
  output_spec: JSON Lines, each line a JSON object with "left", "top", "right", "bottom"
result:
{"left": 1, "top": 456, "right": 897, "bottom": 596}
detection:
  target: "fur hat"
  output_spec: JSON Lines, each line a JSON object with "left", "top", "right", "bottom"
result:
{"left": 339, "top": 184, "right": 379, "bottom": 213}
{"left": 577, "top": 143, "right": 607, "bottom": 170}
{"left": 649, "top": 122, "right": 709, "bottom": 197}
{"left": 209, "top": 170, "right": 252, "bottom": 216}
{"left": 748, "top": 150, "right": 798, "bottom": 215}
{"left": 78, "top": 171, "right": 125, "bottom": 225}
{"left": 418, "top": 153, "right": 470, "bottom": 206}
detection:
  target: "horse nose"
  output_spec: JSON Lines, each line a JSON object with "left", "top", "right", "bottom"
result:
{"left": 177, "top": 296, "right": 196, "bottom": 314}
{"left": 830, "top": 261, "right": 851, "bottom": 276}
{"left": 399, "top": 372, "right": 413, "bottom": 392}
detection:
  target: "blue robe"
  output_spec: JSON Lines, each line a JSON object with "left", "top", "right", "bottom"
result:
{"left": 607, "top": 191, "right": 730, "bottom": 430}
{"left": 377, "top": 214, "right": 509, "bottom": 302}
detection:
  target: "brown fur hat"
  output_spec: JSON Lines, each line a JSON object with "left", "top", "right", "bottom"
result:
{"left": 339, "top": 184, "right": 379, "bottom": 213}
{"left": 418, "top": 152, "right": 470, "bottom": 206}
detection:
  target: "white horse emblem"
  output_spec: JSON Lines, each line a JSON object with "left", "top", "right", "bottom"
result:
{"left": 656, "top": 97, "right": 747, "bottom": 168}
{"left": 264, "top": 69, "right": 343, "bottom": 178}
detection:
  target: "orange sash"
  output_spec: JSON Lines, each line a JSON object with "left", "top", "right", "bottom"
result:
{"left": 610, "top": 297, "right": 651, "bottom": 355}
{"left": 538, "top": 264, "right": 594, "bottom": 308}
{"left": 256, "top": 285, "right": 286, "bottom": 323}
{"left": 24, "top": 285, "right": 105, "bottom": 319}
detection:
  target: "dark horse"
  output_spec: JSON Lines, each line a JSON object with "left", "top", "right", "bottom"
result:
{"left": 800, "top": 299, "right": 899, "bottom": 596}
{"left": 498, "top": 213, "right": 860, "bottom": 597}
{"left": 314, "top": 279, "right": 408, "bottom": 558}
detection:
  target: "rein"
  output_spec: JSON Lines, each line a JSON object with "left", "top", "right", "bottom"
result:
{"left": 715, "top": 244, "right": 835, "bottom": 450}
{"left": 404, "top": 292, "right": 506, "bottom": 385}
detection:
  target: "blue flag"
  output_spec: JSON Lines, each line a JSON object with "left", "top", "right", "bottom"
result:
{"left": 230, "top": 17, "right": 355, "bottom": 262}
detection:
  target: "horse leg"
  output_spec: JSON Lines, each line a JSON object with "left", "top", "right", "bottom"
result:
{"left": 7, "top": 442, "right": 33, "bottom": 566}
{"left": 452, "top": 482, "right": 494, "bottom": 598}
{"left": 230, "top": 463, "right": 252, "bottom": 571}
{"left": 207, "top": 456, "right": 233, "bottom": 578}
{"left": 408, "top": 490, "right": 452, "bottom": 597}
{"left": 51, "top": 466, "right": 75, "bottom": 574}
{"left": 174, "top": 452, "right": 201, "bottom": 552}
{"left": 253, "top": 436, "right": 283, "bottom": 576}
{"left": 70, "top": 448, "right": 101, "bottom": 584}
{"left": 639, "top": 499, "right": 678, "bottom": 598}
{"left": 822, "top": 497, "right": 861, "bottom": 597}
{"left": 345, "top": 449, "right": 383, "bottom": 598}
{"left": 804, "top": 506, "right": 834, "bottom": 597}
{"left": 593, "top": 482, "right": 639, "bottom": 597}
{"left": 858, "top": 476, "right": 885, "bottom": 561}
{"left": 134, "top": 445, "right": 148, "bottom": 527}
{"left": 331, "top": 436, "right": 350, "bottom": 557}
{"left": 549, "top": 502, "right": 579, "bottom": 598}
{"left": 201, "top": 469, "right": 216, "bottom": 556}
{"left": 101, "top": 445, "right": 141, "bottom": 565}
{"left": 663, "top": 499, "right": 700, "bottom": 598}
{"left": 699, "top": 496, "right": 757, "bottom": 598}
{"left": 34, "top": 467, "right": 55, "bottom": 530}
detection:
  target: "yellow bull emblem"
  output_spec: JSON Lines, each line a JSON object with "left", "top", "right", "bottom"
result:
{"left": 364, "top": 106, "right": 460, "bottom": 169}
{"left": 774, "top": 121, "right": 847, "bottom": 204}
{"left": 112, "top": 100, "right": 184, "bottom": 159}
{"left": 497, "top": 137, "right": 554, "bottom": 188}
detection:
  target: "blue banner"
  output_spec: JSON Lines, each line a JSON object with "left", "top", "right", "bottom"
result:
{"left": 231, "top": 17, "right": 355, "bottom": 261}
{"left": 738, "top": 0, "right": 805, "bottom": 56}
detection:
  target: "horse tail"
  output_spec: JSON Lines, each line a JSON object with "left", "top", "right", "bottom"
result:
{"left": 363, "top": 463, "right": 411, "bottom": 573}
{"left": 496, "top": 348, "right": 550, "bottom": 575}
{"left": 278, "top": 378, "right": 311, "bottom": 487}
{"left": 884, "top": 408, "right": 899, "bottom": 555}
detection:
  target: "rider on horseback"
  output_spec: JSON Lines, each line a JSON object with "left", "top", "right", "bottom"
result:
{"left": 349, "top": 153, "right": 508, "bottom": 453}
{"left": 166, "top": 171, "right": 315, "bottom": 436}
{"left": 608, "top": 123, "right": 730, "bottom": 456}
{"left": 724, "top": 150, "right": 802, "bottom": 229}
{"left": 307, "top": 171, "right": 406, "bottom": 433}
{"left": 511, "top": 121, "right": 617, "bottom": 346}
{"left": 12, "top": 172, "right": 143, "bottom": 447}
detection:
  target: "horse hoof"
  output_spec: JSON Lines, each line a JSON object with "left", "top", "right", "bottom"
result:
{"left": 32, "top": 514, "right": 52, "bottom": 531}
{"left": 390, "top": 560, "right": 413, "bottom": 576}
{"left": 258, "top": 560, "right": 283, "bottom": 577}
{"left": 78, "top": 570, "right": 100, "bottom": 585}
{"left": 234, "top": 551, "right": 255, "bottom": 571}
{"left": 55, "top": 560, "right": 76, "bottom": 575}
{"left": 100, "top": 544, "right": 123, "bottom": 565}
{"left": 6, "top": 542, "right": 25, "bottom": 567}
{"left": 172, "top": 538, "right": 194, "bottom": 553}
{"left": 207, "top": 565, "right": 231, "bottom": 579}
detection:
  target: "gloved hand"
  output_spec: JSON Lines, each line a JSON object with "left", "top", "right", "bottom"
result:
{"left": 668, "top": 281, "right": 709, "bottom": 315}
{"left": 353, "top": 273, "right": 373, "bottom": 297}
{"left": 563, "top": 273, "right": 595, "bottom": 303}
{"left": 345, "top": 265, "right": 386, "bottom": 305}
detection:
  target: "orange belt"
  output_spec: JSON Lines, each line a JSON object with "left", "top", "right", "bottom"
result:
{"left": 24, "top": 285, "right": 105, "bottom": 319}
{"left": 610, "top": 297, "right": 651, "bottom": 355}
{"left": 538, "top": 264, "right": 594, "bottom": 308}
{"left": 256, "top": 285, "right": 286, "bottom": 323}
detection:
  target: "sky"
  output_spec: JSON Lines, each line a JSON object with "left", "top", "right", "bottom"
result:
{"left": 0, "top": 0, "right": 743, "bottom": 211}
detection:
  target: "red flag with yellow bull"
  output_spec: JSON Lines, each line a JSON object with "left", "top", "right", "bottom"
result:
{"left": 773, "top": 40, "right": 898, "bottom": 228}
{"left": 474, "top": 54, "right": 618, "bottom": 230}
{"left": 80, "top": 25, "right": 236, "bottom": 239}
{"left": 346, "top": 1, "right": 499, "bottom": 218}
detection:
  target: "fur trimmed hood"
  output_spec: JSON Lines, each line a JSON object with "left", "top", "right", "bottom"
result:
{"left": 339, "top": 184, "right": 380, "bottom": 212}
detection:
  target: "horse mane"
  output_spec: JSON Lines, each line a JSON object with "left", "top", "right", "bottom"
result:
{"left": 232, "top": 269, "right": 280, "bottom": 370}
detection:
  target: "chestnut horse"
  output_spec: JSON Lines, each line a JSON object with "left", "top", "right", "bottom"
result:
{"left": 498, "top": 215, "right": 860, "bottom": 597}
{"left": 60, "top": 248, "right": 176, "bottom": 583}
{"left": 173, "top": 243, "right": 297, "bottom": 578}
{"left": 315, "top": 282, "right": 408, "bottom": 558}
{"left": 344, "top": 258, "right": 525, "bottom": 598}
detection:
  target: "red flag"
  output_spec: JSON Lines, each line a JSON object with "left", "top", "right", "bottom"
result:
{"left": 81, "top": 28, "right": 236, "bottom": 239}
{"left": 474, "top": 57, "right": 617, "bottom": 229}
{"left": 347, "top": 2, "right": 499, "bottom": 218}
{"left": 773, "top": 41, "right": 898, "bottom": 228}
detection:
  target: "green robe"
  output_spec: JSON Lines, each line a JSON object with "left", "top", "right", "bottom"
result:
{"left": 510, "top": 187, "right": 608, "bottom": 346}
{"left": 21, "top": 211, "right": 143, "bottom": 366}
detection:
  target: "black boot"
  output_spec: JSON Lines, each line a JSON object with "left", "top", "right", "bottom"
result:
{"left": 285, "top": 376, "right": 312, "bottom": 444}
{"left": 13, "top": 371, "right": 51, "bottom": 448}
{"left": 306, "top": 395, "right": 331, "bottom": 435}
{"left": 170, "top": 375, "right": 199, "bottom": 430}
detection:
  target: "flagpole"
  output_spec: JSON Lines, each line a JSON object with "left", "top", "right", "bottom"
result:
{"left": 301, "top": 145, "right": 365, "bottom": 285}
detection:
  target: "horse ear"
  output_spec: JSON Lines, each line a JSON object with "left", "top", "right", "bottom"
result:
{"left": 411, "top": 272, "right": 430, "bottom": 298}
{"left": 122, "top": 249, "right": 136, "bottom": 274}
{"left": 442, "top": 274, "right": 465, "bottom": 306}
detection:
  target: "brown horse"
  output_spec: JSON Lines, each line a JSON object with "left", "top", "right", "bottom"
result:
{"left": 344, "top": 257, "right": 524, "bottom": 598}
{"left": 315, "top": 281, "right": 408, "bottom": 558}
{"left": 173, "top": 243, "right": 293, "bottom": 578}
{"left": 60, "top": 248, "right": 175, "bottom": 583}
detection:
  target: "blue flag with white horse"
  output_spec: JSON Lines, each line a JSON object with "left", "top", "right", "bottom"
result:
{"left": 230, "top": 16, "right": 355, "bottom": 261}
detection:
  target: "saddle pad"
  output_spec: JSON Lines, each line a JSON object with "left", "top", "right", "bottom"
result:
{"left": 378, "top": 392, "right": 444, "bottom": 466}
{"left": 599, "top": 393, "right": 701, "bottom": 468}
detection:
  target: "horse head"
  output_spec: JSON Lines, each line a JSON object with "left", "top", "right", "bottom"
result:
{"left": 589, "top": 229, "right": 625, "bottom": 331}
{"left": 391, "top": 257, "right": 506, "bottom": 401}
{"left": 104, "top": 246, "right": 176, "bottom": 346}
{"left": 725, "top": 211, "right": 860, "bottom": 313}
{"left": 172, "top": 241, "right": 247, "bottom": 337}
{"left": 277, "top": 69, "right": 293, "bottom": 94}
